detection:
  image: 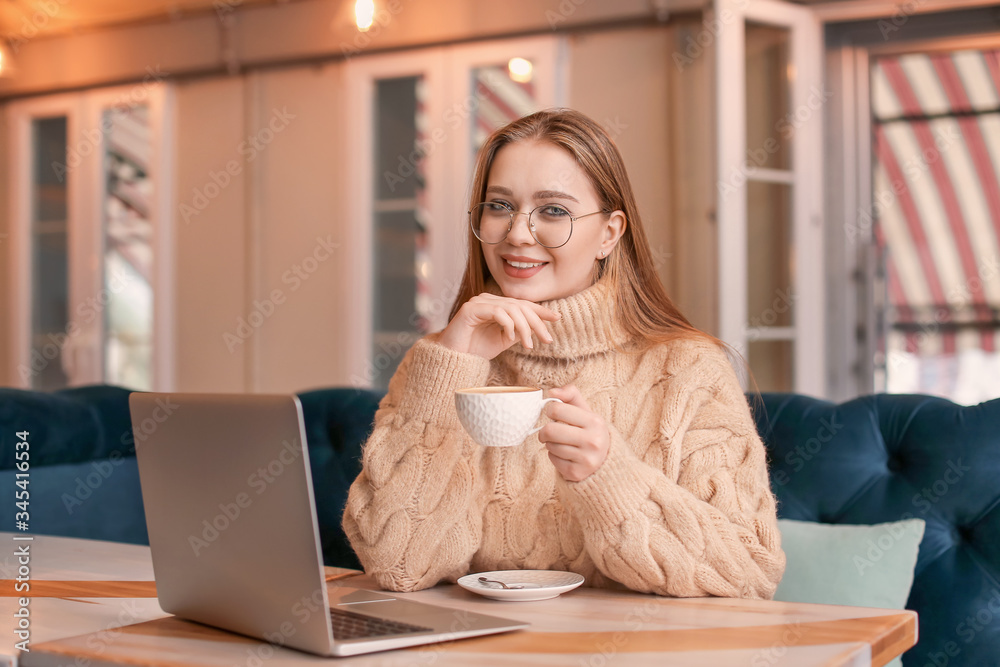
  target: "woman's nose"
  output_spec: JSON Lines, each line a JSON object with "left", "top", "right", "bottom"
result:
{"left": 506, "top": 211, "right": 536, "bottom": 245}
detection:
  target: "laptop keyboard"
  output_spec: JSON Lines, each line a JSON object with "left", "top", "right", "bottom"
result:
{"left": 329, "top": 606, "right": 433, "bottom": 640}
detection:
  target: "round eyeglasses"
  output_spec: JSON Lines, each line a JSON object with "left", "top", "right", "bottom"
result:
{"left": 469, "top": 202, "right": 607, "bottom": 249}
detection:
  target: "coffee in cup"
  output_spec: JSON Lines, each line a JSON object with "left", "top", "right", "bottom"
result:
{"left": 455, "top": 386, "right": 562, "bottom": 448}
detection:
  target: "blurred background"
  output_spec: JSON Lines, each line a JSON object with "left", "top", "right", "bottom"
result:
{"left": 0, "top": 0, "right": 998, "bottom": 404}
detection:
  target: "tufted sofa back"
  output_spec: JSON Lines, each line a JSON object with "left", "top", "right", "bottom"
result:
{"left": 0, "top": 385, "right": 380, "bottom": 571}
{"left": 296, "top": 387, "right": 381, "bottom": 570}
{"left": 0, "top": 385, "right": 147, "bottom": 544}
{"left": 752, "top": 393, "right": 1000, "bottom": 666}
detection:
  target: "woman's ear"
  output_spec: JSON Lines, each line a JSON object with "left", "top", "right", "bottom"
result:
{"left": 597, "top": 210, "right": 627, "bottom": 258}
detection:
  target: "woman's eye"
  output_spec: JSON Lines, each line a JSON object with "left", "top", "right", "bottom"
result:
{"left": 486, "top": 201, "right": 513, "bottom": 212}
{"left": 541, "top": 205, "right": 570, "bottom": 217}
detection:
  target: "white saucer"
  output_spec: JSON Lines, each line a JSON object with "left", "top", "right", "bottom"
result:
{"left": 457, "top": 570, "right": 585, "bottom": 601}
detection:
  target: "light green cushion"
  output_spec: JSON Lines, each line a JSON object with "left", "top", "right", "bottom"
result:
{"left": 774, "top": 518, "right": 925, "bottom": 667}
{"left": 774, "top": 519, "right": 925, "bottom": 667}
{"left": 774, "top": 518, "right": 925, "bottom": 609}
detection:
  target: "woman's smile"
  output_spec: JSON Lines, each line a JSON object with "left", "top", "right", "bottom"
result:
{"left": 502, "top": 254, "right": 549, "bottom": 278}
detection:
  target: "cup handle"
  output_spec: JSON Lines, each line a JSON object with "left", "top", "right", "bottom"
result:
{"left": 528, "top": 398, "right": 563, "bottom": 435}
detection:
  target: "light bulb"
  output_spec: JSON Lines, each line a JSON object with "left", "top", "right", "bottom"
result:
{"left": 508, "top": 57, "right": 533, "bottom": 83}
{"left": 355, "top": 0, "right": 375, "bottom": 32}
{"left": 0, "top": 41, "right": 14, "bottom": 78}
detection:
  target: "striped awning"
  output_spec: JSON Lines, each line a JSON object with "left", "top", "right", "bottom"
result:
{"left": 473, "top": 65, "right": 537, "bottom": 149}
{"left": 872, "top": 50, "right": 1000, "bottom": 355}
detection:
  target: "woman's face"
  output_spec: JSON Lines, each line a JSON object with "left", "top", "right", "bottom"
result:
{"left": 479, "top": 140, "right": 625, "bottom": 303}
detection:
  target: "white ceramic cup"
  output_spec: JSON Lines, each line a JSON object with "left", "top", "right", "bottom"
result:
{"left": 455, "top": 386, "right": 563, "bottom": 448}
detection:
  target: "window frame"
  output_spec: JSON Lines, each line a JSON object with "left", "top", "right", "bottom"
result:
{"left": 714, "top": 0, "right": 826, "bottom": 396}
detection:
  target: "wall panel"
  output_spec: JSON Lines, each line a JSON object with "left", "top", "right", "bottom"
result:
{"left": 248, "top": 63, "right": 348, "bottom": 392}
{"left": 174, "top": 75, "right": 248, "bottom": 391}
{"left": 568, "top": 26, "right": 676, "bottom": 297}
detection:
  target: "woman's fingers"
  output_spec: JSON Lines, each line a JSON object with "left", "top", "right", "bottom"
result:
{"left": 544, "top": 439, "right": 606, "bottom": 482}
{"left": 442, "top": 293, "right": 561, "bottom": 357}
{"left": 528, "top": 303, "right": 560, "bottom": 343}
{"left": 545, "top": 386, "right": 601, "bottom": 427}
{"left": 546, "top": 443, "right": 590, "bottom": 465}
{"left": 523, "top": 307, "right": 554, "bottom": 344}
{"left": 546, "top": 451, "right": 593, "bottom": 484}
{"left": 546, "top": 384, "right": 588, "bottom": 408}
{"left": 491, "top": 307, "right": 517, "bottom": 343}
{"left": 539, "top": 384, "right": 611, "bottom": 482}
{"left": 501, "top": 304, "right": 536, "bottom": 349}
{"left": 479, "top": 296, "right": 557, "bottom": 349}
{"left": 538, "top": 422, "right": 585, "bottom": 448}
{"left": 529, "top": 301, "right": 561, "bottom": 321}
{"left": 479, "top": 294, "right": 559, "bottom": 323}
{"left": 542, "top": 402, "right": 593, "bottom": 432}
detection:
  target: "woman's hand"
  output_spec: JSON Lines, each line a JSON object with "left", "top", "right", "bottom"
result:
{"left": 438, "top": 293, "right": 560, "bottom": 360}
{"left": 538, "top": 384, "right": 610, "bottom": 482}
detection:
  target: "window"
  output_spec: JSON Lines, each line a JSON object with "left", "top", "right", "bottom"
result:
{"left": 825, "top": 6, "right": 1000, "bottom": 403}
{"left": 29, "top": 116, "right": 69, "bottom": 390}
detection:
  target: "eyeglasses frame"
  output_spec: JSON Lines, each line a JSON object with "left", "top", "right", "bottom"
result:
{"left": 468, "top": 201, "right": 609, "bottom": 249}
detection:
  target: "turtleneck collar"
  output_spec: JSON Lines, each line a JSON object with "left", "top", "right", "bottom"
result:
{"left": 484, "top": 278, "right": 632, "bottom": 359}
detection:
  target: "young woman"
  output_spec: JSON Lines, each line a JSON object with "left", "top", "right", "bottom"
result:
{"left": 343, "top": 109, "right": 785, "bottom": 599}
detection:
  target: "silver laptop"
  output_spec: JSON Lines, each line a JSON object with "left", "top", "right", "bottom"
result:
{"left": 129, "top": 392, "right": 527, "bottom": 657}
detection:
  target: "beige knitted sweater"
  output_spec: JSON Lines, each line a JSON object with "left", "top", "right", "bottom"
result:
{"left": 343, "top": 280, "right": 785, "bottom": 598}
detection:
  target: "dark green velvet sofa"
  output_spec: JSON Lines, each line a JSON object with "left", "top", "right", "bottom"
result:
{"left": 0, "top": 385, "right": 380, "bottom": 570}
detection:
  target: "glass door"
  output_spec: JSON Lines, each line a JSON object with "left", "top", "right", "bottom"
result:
{"left": 345, "top": 36, "right": 563, "bottom": 389}
{"left": 6, "top": 83, "right": 174, "bottom": 390}
{"left": 715, "top": 0, "right": 825, "bottom": 394}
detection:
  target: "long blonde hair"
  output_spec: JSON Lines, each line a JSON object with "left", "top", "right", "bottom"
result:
{"left": 449, "top": 108, "right": 722, "bottom": 351}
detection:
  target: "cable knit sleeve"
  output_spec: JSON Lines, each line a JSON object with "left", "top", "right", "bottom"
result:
{"left": 341, "top": 334, "right": 491, "bottom": 592}
{"left": 561, "top": 340, "right": 785, "bottom": 599}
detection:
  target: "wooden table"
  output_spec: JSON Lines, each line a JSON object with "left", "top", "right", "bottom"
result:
{"left": 0, "top": 533, "right": 916, "bottom": 666}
